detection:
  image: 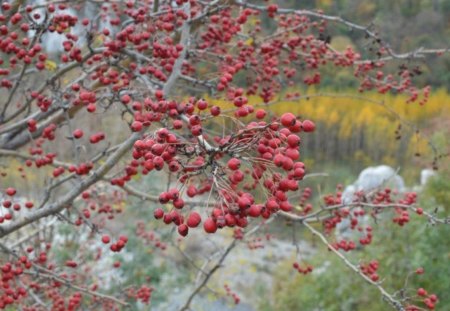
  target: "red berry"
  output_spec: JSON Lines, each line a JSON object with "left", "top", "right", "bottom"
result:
{"left": 119, "top": 235, "right": 128, "bottom": 243}
{"left": 131, "top": 121, "right": 143, "bottom": 132}
{"left": 25, "top": 201, "right": 33, "bottom": 209}
{"left": 189, "top": 115, "right": 201, "bottom": 125}
{"left": 191, "top": 125, "right": 202, "bottom": 136}
{"left": 187, "top": 186, "right": 197, "bottom": 198}
{"left": 204, "top": 218, "right": 217, "bottom": 233}
{"left": 73, "top": 129, "right": 83, "bottom": 139}
{"left": 286, "top": 134, "right": 300, "bottom": 147}
{"left": 121, "top": 94, "right": 131, "bottom": 104}
{"left": 6, "top": 188, "right": 16, "bottom": 196}
{"left": 187, "top": 212, "right": 201, "bottom": 228}
{"left": 417, "top": 288, "right": 427, "bottom": 296}
{"left": 154, "top": 208, "right": 164, "bottom": 219}
{"left": 196, "top": 99, "right": 208, "bottom": 110}
{"left": 155, "top": 90, "right": 164, "bottom": 99}
{"left": 65, "top": 260, "right": 77, "bottom": 268}
{"left": 255, "top": 109, "right": 266, "bottom": 119}
{"left": 173, "top": 198, "right": 185, "bottom": 209}
{"left": 302, "top": 120, "right": 315, "bottom": 132}
{"left": 178, "top": 224, "right": 189, "bottom": 237}
{"left": 227, "top": 158, "right": 241, "bottom": 170}
{"left": 247, "top": 204, "right": 262, "bottom": 217}
{"left": 210, "top": 106, "right": 221, "bottom": 116}
{"left": 280, "top": 112, "right": 296, "bottom": 127}
{"left": 101, "top": 235, "right": 111, "bottom": 244}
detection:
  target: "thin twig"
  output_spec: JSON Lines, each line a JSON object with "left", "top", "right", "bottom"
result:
{"left": 302, "top": 221, "right": 405, "bottom": 311}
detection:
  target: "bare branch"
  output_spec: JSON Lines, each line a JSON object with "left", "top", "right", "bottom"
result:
{"left": 179, "top": 218, "right": 274, "bottom": 311}
{"left": 280, "top": 202, "right": 448, "bottom": 225}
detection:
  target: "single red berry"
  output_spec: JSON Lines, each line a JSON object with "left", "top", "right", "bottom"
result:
{"left": 187, "top": 212, "right": 201, "bottom": 228}
{"left": 191, "top": 125, "right": 202, "bottom": 136}
{"left": 204, "top": 218, "right": 217, "bottom": 233}
{"left": 302, "top": 120, "right": 315, "bottom": 132}
{"left": 155, "top": 90, "right": 164, "bottom": 99}
{"left": 286, "top": 134, "right": 300, "bottom": 147}
{"left": 196, "top": 99, "right": 208, "bottom": 110}
{"left": 101, "top": 235, "right": 111, "bottom": 244}
{"left": 247, "top": 204, "right": 262, "bottom": 217}
{"left": 131, "top": 121, "right": 143, "bottom": 132}
{"left": 65, "top": 260, "right": 77, "bottom": 268}
{"left": 417, "top": 288, "right": 427, "bottom": 296}
{"left": 280, "top": 113, "right": 296, "bottom": 127}
{"left": 173, "top": 198, "right": 185, "bottom": 209}
{"left": 73, "top": 129, "right": 83, "bottom": 139}
{"left": 178, "top": 224, "right": 189, "bottom": 237}
{"left": 255, "top": 109, "right": 266, "bottom": 119}
{"left": 210, "top": 106, "right": 221, "bottom": 116}
{"left": 121, "top": 94, "right": 131, "bottom": 104}
{"left": 6, "top": 188, "right": 16, "bottom": 196}
{"left": 154, "top": 208, "right": 164, "bottom": 219}
{"left": 227, "top": 158, "right": 241, "bottom": 170}
{"left": 25, "top": 201, "right": 33, "bottom": 209}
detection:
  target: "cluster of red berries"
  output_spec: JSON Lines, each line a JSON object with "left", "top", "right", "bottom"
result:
{"left": 78, "top": 189, "right": 125, "bottom": 224}
{"left": 224, "top": 284, "right": 240, "bottom": 304}
{"left": 145, "top": 112, "right": 314, "bottom": 236}
{"left": 136, "top": 221, "right": 167, "bottom": 250}
{"left": 110, "top": 235, "right": 128, "bottom": 253}
{"left": 292, "top": 262, "right": 313, "bottom": 275}
{"left": 136, "top": 285, "right": 153, "bottom": 304}
{"left": 406, "top": 290, "right": 438, "bottom": 310}
{"left": 416, "top": 288, "right": 438, "bottom": 310}
{"left": 332, "top": 239, "right": 356, "bottom": 252}
{"left": 358, "top": 226, "right": 373, "bottom": 246}
{"left": 247, "top": 237, "right": 265, "bottom": 250}
{"left": 392, "top": 192, "right": 417, "bottom": 226}
{"left": 0, "top": 256, "right": 34, "bottom": 309}
{"left": 360, "top": 260, "right": 380, "bottom": 282}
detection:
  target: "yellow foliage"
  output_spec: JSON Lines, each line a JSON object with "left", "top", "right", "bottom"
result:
{"left": 244, "top": 37, "right": 254, "bottom": 46}
{"left": 381, "top": 155, "right": 396, "bottom": 167}
{"left": 44, "top": 60, "right": 58, "bottom": 71}
{"left": 353, "top": 150, "right": 373, "bottom": 167}
{"left": 356, "top": 2, "right": 377, "bottom": 16}
{"left": 317, "top": 0, "right": 333, "bottom": 9}
{"left": 330, "top": 35, "right": 354, "bottom": 50}
{"left": 205, "top": 88, "right": 449, "bottom": 172}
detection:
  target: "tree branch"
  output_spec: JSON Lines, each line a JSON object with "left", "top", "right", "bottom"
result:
{"left": 302, "top": 221, "right": 405, "bottom": 311}
{"left": 179, "top": 218, "right": 273, "bottom": 311}
{"left": 0, "top": 242, "right": 129, "bottom": 307}
{"left": 0, "top": 131, "right": 142, "bottom": 238}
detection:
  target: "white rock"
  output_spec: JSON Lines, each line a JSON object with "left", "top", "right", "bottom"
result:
{"left": 420, "top": 169, "right": 436, "bottom": 186}
{"left": 354, "top": 165, "right": 405, "bottom": 192}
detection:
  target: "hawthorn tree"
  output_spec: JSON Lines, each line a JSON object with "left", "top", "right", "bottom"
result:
{"left": 0, "top": 0, "right": 448, "bottom": 310}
